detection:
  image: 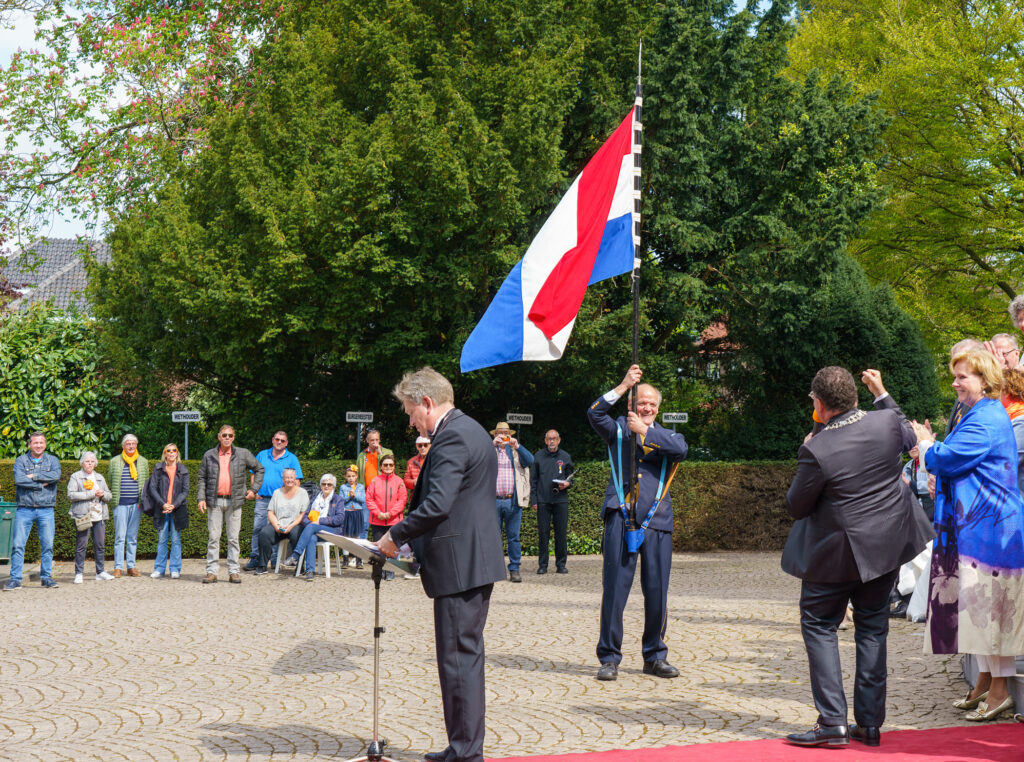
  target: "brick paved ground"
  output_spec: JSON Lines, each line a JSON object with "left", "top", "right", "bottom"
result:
{"left": 0, "top": 552, "right": 977, "bottom": 761}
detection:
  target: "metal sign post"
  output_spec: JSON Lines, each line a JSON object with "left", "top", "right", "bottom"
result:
{"left": 661, "top": 411, "right": 688, "bottom": 433}
{"left": 171, "top": 410, "right": 202, "bottom": 459}
{"left": 346, "top": 411, "right": 374, "bottom": 460}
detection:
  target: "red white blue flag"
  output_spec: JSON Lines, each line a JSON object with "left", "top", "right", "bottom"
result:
{"left": 460, "top": 108, "right": 640, "bottom": 372}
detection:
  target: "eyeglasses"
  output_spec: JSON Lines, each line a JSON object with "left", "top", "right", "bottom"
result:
{"left": 416, "top": 443, "right": 430, "bottom": 448}
{"left": 1002, "top": 349, "right": 1020, "bottom": 358}
{"left": 272, "top": 437, "right": 286, "bottom": 442}
{"left": 382, "top": 463, "right": 395, "bottom": 469}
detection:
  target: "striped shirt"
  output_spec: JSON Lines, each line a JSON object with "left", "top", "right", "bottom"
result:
{"left": 119, "top": 464, "right": 140, "bottom": 505}
{"left": 495, "top": 447, "right": 514, "bottom": 497}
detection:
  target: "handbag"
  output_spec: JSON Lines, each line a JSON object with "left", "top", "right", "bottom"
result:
{"left": 75, "top": 513, "right": 94, "bottom": 531}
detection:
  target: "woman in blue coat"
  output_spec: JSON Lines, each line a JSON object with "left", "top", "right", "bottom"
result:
{"left": 913, "top": 350, "right": 1024, "bottom": 722}
{"left": 285, "top": 473, "right": 345, "bottom": 580}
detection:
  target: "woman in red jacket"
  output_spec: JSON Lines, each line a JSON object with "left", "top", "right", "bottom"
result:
{"left": 367, "top": 454, "right": 407, "bottom": 580}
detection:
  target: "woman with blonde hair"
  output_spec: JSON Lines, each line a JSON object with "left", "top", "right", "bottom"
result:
{"left": 145, "top": 443, "right": 190, "bottom": 579}
{"left": 913, "top": 350, "right": 1024, "bottom": 721}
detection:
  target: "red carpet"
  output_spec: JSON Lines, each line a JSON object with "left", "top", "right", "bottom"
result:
{"left": 490, "top": 724, "right": 1024, "bottom": 761}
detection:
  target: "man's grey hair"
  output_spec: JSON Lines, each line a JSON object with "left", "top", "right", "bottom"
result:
{"left": 393, "top": 366, "right": 454, "bottom": 406}
{"left": 121, "top": 433, "right": 139, "bottom": 445}
{"left": 79, "top": 450, "right": 98, "bottom": 465}
{"left": 992, "top": 332, "right": 1019, "bottom": 350}
{"left": 1009, "top": 295, "right": 1024, "bottom": 323}
{"left": 950, "top": 338, "right": 983, "bottom": 358}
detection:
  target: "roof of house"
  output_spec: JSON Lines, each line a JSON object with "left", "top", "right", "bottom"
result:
{"left": 1, "top": 238, "right": 110, "bottom": 312}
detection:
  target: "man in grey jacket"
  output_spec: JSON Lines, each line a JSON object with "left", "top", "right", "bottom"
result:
{"left": 5, "top": 432, "right": 62, "bottom": 591}
{"left": 197, "top": 425, "right": 264, "bottom": 583}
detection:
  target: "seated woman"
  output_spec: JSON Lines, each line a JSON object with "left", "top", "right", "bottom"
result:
{"left": 341, "top": 465, "right": 367, "bottom": 568}
{"left": 253, "top": 468, "right": 308, "bottom": 574}
{"left": 366, "top": 454, "right": 407, "bottom": 580}
{"left": 67, "top": 451, "right": 113, "bottom": 584}
{"left": 913, "top": 349, "right": 1024, "bottom": 721}
{"left": 147, "top": 443, "right": 190, "bottom": 579}
{"left": 285, "top": 473, "right": 345, "bottom": 581}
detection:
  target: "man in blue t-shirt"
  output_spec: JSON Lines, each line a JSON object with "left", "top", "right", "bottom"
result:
{"left": 244, "top": 430, "right": 303, "bottom": 570}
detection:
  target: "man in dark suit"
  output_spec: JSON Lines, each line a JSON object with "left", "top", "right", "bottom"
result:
{"left": 588, "top": 364, "right": 688, "bottom": 681}
{"left": 782, "top": 367, "right": 933, "bottom": 748}
{"left": 377, "top": 367, "right": 506, "bottom": 762}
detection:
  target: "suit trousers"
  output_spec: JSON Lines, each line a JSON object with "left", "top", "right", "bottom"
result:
{"left": 434, "top": 583, "right": 493, "bottom": 762}
{"left": 536, "top": 501, "right": 569, "bottom": 570}
{"left": 597, "top": 511, "right": 672, "bottom": 665}
{"left": 799, "top": 568, "right": 898, "bottom": 727}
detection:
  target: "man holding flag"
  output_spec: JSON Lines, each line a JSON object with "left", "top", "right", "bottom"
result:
{"left": 588, "top": 364, "right": 688, "bottom": 681}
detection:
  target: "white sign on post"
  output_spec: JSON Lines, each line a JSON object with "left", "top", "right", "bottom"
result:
{"left": 346, "top": 411, "right": 374, "bottom": 423}
{"left": 661, "top": 412, "right": 689, "bottom": 424}
{"left": 171, "top": 411, "right": 201, "bottom": 423}
{"left": 506, "top": 413, "right": 533, "bottom": 425}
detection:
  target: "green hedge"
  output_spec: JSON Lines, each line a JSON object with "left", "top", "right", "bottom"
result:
{"left": 1, "top": 459, "right": 797, "bottom": 562}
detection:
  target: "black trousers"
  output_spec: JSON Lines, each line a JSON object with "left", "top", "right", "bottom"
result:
{"left": 536, "top": 501, "right": 569, "bottom": 570}
{"left": 256, "top": 522, "right": 301, "bottom": 567}
{"left": 434, "top": 583, "right": 493, "bottom": 762}
{"left": 597, "top": 511, "right": 672, "bottom": 665}
{"left": 800, "top": 568, "right": 898, "bottom": 728}
{"left": 74, "top": 520, "right": 106, "bottom": 574}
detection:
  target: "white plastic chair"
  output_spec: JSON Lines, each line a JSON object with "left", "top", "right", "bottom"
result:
{"left": 294, "top": 540, "right": 343, "bottom": 578}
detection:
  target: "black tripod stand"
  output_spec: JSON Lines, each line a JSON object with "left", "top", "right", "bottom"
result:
{"left": 344, "top": 555, "right": 400, "bottom": 762}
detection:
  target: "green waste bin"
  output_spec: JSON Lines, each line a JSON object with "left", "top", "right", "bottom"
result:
{"left": 0, "top": 501, "right": 16, "bottom": 564}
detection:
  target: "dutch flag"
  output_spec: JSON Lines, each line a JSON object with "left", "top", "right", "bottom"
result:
{"left": 460, "top": 108, "right": 639, "bottom": 372}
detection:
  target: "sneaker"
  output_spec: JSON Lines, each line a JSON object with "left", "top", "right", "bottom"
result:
{"left": 283, "top": 555, "right": 299, "bottom": 568}
{"left": 96, "top": 571, "right": 114, "bottom": 581}
{"left": 404, "top": 572, "right": 420, "bottom": 579}
{"left": 150, "top": 570, "right": 163, "bottom": 579}
{"left": 170, "top": 572, "right": 180, "bottom": 579}
{"left": 74, "top": 573, "right": 84, "bottom": 584}
{"left": 243, "top": 559, "right": 257, "bottom": 572}
{"left": 305, "top": 571, "right": 314, "bottom": 582}
{"left": 3, "top": 579, "right": 21, "bottom": 591}
{"left": 253, "top": 567, "right": 269, "bottom": 576}
{"left": 41, "top": 578, "right": 59, "bottom": 588}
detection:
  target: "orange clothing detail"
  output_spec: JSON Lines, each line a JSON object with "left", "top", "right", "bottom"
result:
{"left": 165, "top": 463, "right": 177, "bottom": 505}
{"left": 1002, "top": 395, "right": 1024, "bottom": 420}
{"left": 364, "top": 451, "right": 379, "bottom": 486}
{"left": 217, "top": 448, "right": 232, "bottom": 496}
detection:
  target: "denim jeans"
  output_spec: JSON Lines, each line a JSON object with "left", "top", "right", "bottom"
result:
{"left": 294, "top": 523, "right": 343, "bottom": 573}
{"left": 154, "top": 516, "right": 182, "bottom": 574}
{"left": 113, "top": 502, "right": 143, "bottom": 570}
{"left": 250, "top": 497, "right": 271, "bottom": 558}
{"left": 496, "top": 497, "right": 522, "bottom": 572}
{"left": 9, "top": 507, "right": 55, "bottom": 583}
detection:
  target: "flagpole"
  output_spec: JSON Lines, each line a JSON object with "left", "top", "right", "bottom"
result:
{"left": 629, "top": 41, "right": 643, "bottom": 508}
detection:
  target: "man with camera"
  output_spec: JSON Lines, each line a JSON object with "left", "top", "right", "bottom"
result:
{"left": 491, "top": 422, "right": 534, "bottom": 583}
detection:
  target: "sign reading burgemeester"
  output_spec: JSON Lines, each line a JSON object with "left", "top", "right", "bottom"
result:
{"left": 506, "top": 413, "right": 533, "bottom": 425}
{"left": 346, "top": 411, "right": 374, "bottom": 423}
{"left": 171, "top": 410, "right": 201, "bottom": 423}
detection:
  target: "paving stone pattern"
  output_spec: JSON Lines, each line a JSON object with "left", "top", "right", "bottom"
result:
{"left": 0, "top": 552, "right": 976, "bottom": 761}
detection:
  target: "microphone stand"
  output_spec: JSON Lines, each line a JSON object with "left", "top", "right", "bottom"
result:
{"left": 344, "top": 555, "right": 399, "bottom": 762}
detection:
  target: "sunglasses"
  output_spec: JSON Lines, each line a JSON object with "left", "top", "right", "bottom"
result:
{"left": 381, "top": 463, "right": 395, "bottom": 468}
{"left": 165, "top": 448, "right": 178, "bottom": 453}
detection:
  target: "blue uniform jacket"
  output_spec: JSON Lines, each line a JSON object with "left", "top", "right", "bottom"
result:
{"left": 587, "top": 394, "right": 688, "bottom": 532}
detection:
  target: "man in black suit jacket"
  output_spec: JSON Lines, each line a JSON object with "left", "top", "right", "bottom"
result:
{"left": 782, "top": 367, "right": 933, "bottom": 749}
{"left": 377, "top": 367, "right": 506, "bottom": 762}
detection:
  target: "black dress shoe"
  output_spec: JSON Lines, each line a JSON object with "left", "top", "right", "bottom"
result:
{"left": 422, "top": 751, "right": 446, "bottom": 762}
{"left": 537, "top": 567, "right": 548, "bottom": 574}
{"left": 556, "top": 567, "right": 568, "bottom": 574}
{"left": 642, "top": 659, "right": 679, "bottom": 678}
{"left": 890, "top": 594, "right": 910, "bottom": 618}
{"left": 849, "top": 724, "right": 880, "bottom": 746}
{"left": 785, "top": 724, "right": 849, "bottom": 747}
{"left": 596, "top": 662, "right": 618, "bottom": 681}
